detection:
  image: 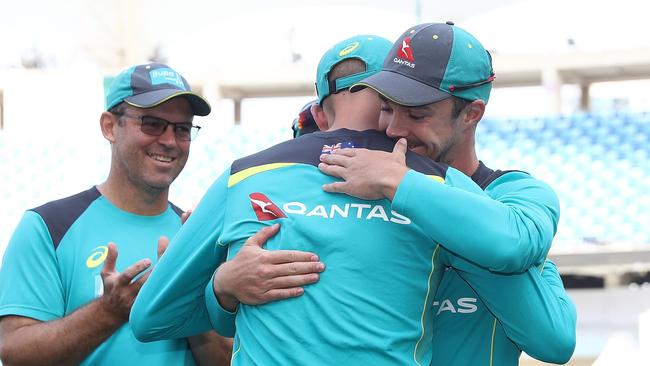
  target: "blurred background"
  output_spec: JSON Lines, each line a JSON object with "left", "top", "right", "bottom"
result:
{"left": 1, "top": 0, "right": 649, "bottom": 364}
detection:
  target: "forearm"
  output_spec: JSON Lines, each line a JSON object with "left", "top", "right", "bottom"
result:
{"left": 0, "top": 300, "right": 123, "bottom": 366}
{"left": 132, "top": 256, "right": 217, "bottom": 341}
{"left": 449, "top": 255, "right": 576, "bottom": 363}
{"left": 188, "top": 331, "right": 233, "bottom": 366}
{"left": 393, "top": 170, "right": 557, "bottom": 272}
{"left": 132, "top": 173, "right": 231, "bottom": 341}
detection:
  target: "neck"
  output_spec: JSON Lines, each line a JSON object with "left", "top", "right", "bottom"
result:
{"left": 446, "top": 131, "right": 480, "bottom": 177}
{"left": 449, "top": 151, "right": 480, "bottom": 177}
{"left": 325, "top": 91, "right": 380, "bottom": 132}
{"left": 329, "top": 116, "right": 377, "bottom": 131}
{"left": 98, "top": 172, "right": 169, "bottom": 216}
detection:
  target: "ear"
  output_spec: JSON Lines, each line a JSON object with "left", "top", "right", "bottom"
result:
{"left": 100, "top": 111, "right": 118, "bottom": 143}
{"left": 311, "top": 103, "right": 329, "bottom": 131}
{"left": 464, "top": 100, "right": 486, "bottom": 128}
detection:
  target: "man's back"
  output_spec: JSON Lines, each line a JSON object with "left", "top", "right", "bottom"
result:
{"left": 132, "top": 129, "right": 487, "bottom": 365}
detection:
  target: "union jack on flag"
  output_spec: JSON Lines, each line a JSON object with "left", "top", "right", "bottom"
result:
{"left": 321, "top": 143, "right": 342, "bottom": 154}
{"left": 321, "top": 141, "right": 355, "bottom": 154}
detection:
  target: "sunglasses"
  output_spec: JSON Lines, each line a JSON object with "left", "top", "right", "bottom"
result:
{"left": 115, "top": 113, "right": 201, "bottom": 141}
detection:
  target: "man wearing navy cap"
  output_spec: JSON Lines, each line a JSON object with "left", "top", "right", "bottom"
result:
{"left": 0, "top": 63, "right": 231, "bottom": 365}
{"left": 319, "top": 23, "right": 577, "bottom": 365}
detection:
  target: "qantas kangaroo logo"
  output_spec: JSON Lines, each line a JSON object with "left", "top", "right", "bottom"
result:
{"left": 249, "top": 193, "right": 287, "bottom": 221}
{"left": 397, "top": 37, "right": 414, "bottom": 62}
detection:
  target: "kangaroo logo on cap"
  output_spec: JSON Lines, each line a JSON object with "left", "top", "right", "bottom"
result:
{"left": 397, "top": 37, "right": 414, "bottom": 62}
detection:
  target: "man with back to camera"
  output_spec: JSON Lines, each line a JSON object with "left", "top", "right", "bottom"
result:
{"left": 0, "top": 63, "right": 232, "bottom": 365}
{"left": 132, "top": 34, "right": 574, "bottom": 365}
{"left": 130, "top": 34, "right": 498, "bottom": 365}
{"left": 318, "top": 22, "right": 576, "bottom": 364}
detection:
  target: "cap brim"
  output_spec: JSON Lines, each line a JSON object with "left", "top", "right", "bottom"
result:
{"left": 125, "top": 90, "right": 211, "bottom": 116}
{"left": 350, "top": 70, "right": 451, "bottom": 107}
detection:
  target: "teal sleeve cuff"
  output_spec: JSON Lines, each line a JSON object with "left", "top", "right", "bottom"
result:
{"left": 204, "top": 272, "right": 237, "bottom": 337}
{"left": 392, "top": 169, "right": 424, "bottom": 213}
{"left": 0, "top": 305, "right": 61, "bottom": 322}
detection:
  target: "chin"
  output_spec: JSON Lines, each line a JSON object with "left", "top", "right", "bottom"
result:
{"left": 144, "top": 176, "right": 176, "bottom": 191}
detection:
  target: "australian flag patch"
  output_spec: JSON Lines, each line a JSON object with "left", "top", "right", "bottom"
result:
{"left": 321, "top": 141, "right": 355, "bottom": 154}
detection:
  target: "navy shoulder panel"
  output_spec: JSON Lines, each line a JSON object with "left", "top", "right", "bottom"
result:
{"left": 169, "top": 202, "right": 183, "bottom": 217}
{"left": 472, "top": 161, "right": 528, "bottom": 190}
{"left": 231, "top": 129, "right": 448, "bottom": 177}
{"left": 30, "top": 187, "right": 101, "bottom": 250}
{"left": 471, "top": 161, "right": 495, "bottom": 189}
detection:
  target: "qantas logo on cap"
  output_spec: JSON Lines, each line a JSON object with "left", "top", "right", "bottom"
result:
{"left": 394, "top": 37, "right": 416, "bottom": 68}
{"left": 397, "top": 37, "right": 415, "bottom": 62}
{"left": 249, "top": 193, "right": 287, "bottom": 221}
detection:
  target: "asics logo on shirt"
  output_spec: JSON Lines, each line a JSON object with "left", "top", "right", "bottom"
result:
{"left": 86, "top": 245, "right": 109, "bottom": 268}
{"left": 433, "top": 297, "right": 478, "bottom": 315}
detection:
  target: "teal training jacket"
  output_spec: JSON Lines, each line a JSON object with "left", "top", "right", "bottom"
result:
{"left": 132, "top": 129, "right": 486, "bottom": 365}
{"left": 429, "top": 163, "right": 576, "bottom": 365}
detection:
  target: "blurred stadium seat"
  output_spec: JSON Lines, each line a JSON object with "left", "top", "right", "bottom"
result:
{"left": 477, "top": 113, "right": 650, "bottom": 246}
{"left": 1, "top": 112, "right": 648, "bottom": 249}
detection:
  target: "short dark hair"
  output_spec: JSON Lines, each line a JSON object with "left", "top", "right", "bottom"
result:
{"left": 322, "top": 58, "right": 367, "bottom": 114}
{"left": 328, "top": 58, "right": 366, "bottom": 84}
{"left": 451, "top": 96, "right": 471, "bottom": 119}
{"left": 108, "top": 102, "right": 127, "bottom": 115}
{"left": 108, "top": 102, "right": 127, "bottom": 125}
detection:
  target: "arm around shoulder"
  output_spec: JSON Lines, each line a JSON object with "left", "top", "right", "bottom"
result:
{"left": 521, "top": 260, "right": 576, "bottom": 363}
{"left": 447, "top": 253, "right": 576, "bottom": 364}
{"left": 131, "top": 171, "right": 231, "bottom": 341}
{"left": 392, "top": 170, "right": 560, "bottom": 272}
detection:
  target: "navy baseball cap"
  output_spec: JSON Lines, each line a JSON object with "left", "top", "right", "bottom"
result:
{"left": 351, "top": 22, "right": 495, "bottom": 106}
{"left": 105, "top": 63, "right": 211, "bottom": 116}
{"left": 315, "top": 35, "right": 392, "bottom": 104}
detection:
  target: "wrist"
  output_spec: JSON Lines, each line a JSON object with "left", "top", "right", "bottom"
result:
{"left": 213, "top": 267, "right": 240, "bottom": 312}
{"left": 95, "top": 297, "right": 128, "bottom": 328}
{"left": 381, "top": 166, "right": 409, "bottom": 201}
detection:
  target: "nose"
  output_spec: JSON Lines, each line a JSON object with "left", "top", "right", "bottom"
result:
{"left": 385, "top": 114, "right": 408, "bottom": 139}
{"left": 157, "top": 124, "right": 178, "bottom": 147}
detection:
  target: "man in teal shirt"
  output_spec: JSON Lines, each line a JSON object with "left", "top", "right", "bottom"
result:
{"left": 133, "top": 33, "right": 572, "bottom": 363}
{"left": 319, "top": 22, "right": 576, "bottom": 364}
{"left": 131, "top": 35, "right": 497, "bottom": 365}
{"left": 0, "top": 63, "right": 230, "bottom": 365}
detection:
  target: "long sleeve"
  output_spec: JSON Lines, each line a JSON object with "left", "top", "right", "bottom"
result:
{"left": 130, "top": 171, "right": 231, "bottom": 341}
{"left": 392, "top": 169, "right": 560, "bottom": 273}
{"left": 444, "top": 252, "right": 577, "bottom": 363}
{"left": 204, "top": 272, "right": 237, "bottom": 337}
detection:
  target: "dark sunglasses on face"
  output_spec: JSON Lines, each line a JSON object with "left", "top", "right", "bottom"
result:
{"left": 115, "top": 113, "right": 201, "bottom": 141}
